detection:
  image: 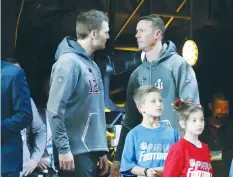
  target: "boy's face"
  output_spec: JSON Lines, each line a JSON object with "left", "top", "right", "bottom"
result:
{"left": 183, "top": 110, "right": 205, "bottom": 135}
{"left": 140, "top": 92, "right": 163, "bottom": 118}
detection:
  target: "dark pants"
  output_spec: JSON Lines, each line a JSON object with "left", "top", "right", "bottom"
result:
{"left": 58, "top": 152, "right": 99, "bottom": 177}
{"left": 2, "top": 171, "right": 20, "bottom": 177}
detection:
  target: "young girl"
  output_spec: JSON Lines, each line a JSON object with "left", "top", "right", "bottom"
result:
{"left": 163, "top": 99, "right": 213, "bottom": 177}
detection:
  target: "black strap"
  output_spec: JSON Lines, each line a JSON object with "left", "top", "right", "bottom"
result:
{"left": 144, "top": 168, "right": 149, "bottom": 177}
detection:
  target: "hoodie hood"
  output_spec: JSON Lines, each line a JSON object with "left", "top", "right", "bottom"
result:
{"left": 142, "top": 41, "right": 178, "bottom": 68}
{"left": 55, "top": 36, "right": 90, "bottom": 61}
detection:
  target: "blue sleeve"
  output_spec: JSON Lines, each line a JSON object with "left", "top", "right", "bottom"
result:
{"left": 230, "top": 159, "right": 233, "bottom": 177}
{"left": 1, "top": 69, "right": 33, "bottom": 137}
{"left": 120, "top": 131, "right": 137, "bottom": 176}
{"left": 174, "top": 129, "right": 181, "bottom": 142}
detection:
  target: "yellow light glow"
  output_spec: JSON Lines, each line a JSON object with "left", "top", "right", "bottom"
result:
{"left": 182, "top": 40, "right": 198, "bottom": 66}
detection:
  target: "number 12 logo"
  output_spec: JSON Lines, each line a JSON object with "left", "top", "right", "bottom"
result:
{"left": 88, "top": 79, "right": 99, "bottom": 93}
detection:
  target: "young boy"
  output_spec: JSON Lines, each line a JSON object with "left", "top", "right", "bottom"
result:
{"left": 120, "top": 86, "right": 180, "bottom": 177}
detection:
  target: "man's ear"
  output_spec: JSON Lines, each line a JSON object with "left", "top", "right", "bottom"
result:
{"left": 208, "top": 103, "right": 213, "bottom": 111}
{"left": 153, "top": 30, "right": 162, "bottom": 40}
{"left": 90, "top": 30, "right": 97, "bottom": 39}
{"left": 179, "top": 120, "right": 186, "bottom": 129}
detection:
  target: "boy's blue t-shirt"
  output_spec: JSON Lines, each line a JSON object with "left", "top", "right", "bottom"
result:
{"left": 120, "top": 124, "right": 180, "bottom": 176}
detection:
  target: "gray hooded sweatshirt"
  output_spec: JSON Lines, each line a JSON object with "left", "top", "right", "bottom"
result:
{"left": 47, "top": 37, "right": 108, "bottom": 155}
{"left": 115, "top": 41, "right": 200, "bottom": 161}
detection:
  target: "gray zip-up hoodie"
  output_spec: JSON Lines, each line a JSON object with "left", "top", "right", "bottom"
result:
{"left": 47, "top": 36, "right": 108, "bottom": 155}
{"left": 115, "top": 41, "right": 200, "bottom": 161}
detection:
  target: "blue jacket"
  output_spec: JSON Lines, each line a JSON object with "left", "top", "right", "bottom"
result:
{"left": 230, "top": 159, "right": 233, "bottom": 177}
{"left": 1, "top": 61, "right": 32, "bottom": 173}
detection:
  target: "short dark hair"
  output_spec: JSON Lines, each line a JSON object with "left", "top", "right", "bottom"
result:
{"left": 211, "top": 92, "right": 228, "bottom": 104}
{"left": 5, "top": 57, "right": 18, "bottom": 64}
{"left": 76, "top": 9, "right": 109, "bottom": 40}
{"left": 140, "top": 14, "right": 166, "bottom": 39}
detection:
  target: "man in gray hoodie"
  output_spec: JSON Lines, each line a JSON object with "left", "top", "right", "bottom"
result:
{"left": 47, "top": 10, "right": 109, "bottom": 177}
{"left": 110, "top": 14, "right": 200, "bottom": 176}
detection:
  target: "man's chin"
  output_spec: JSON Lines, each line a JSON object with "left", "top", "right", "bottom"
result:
{"left": 137, "top": 46, "right": 143, "bottom": 50}
{"left": 96, "top": 46, "right": 105, "bottom": 51}
{"left": 215, "top": 115, "right": 228, "bottom": 120}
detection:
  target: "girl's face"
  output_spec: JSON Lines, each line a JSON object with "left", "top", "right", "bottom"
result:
{"left": 182, "top": 110, "right": 205, "bottom": 135}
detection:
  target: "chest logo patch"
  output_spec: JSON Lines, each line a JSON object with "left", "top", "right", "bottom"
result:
{"left": 57, "top": 76, "right": 64, "bottom": 83}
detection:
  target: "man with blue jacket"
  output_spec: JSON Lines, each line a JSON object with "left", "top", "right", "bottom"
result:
{"left": 111, "top": 14, "right": 200, "bottom": 176}
{"left": 4, "top": 57, "right": 47, "bottom": 177}
{"left": 1, "top": 60, "right": 33, "bottom": 177}
{"left": 47, "top": 9, "right": 110, "bottom": 177}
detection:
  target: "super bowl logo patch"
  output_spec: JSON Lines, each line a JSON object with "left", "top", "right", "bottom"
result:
{"left": 140, "top": 142, "right": 148, "bottom": 151}
{"left": 154, "top": 78, "right": 164, "bottom": 90}
{"left": 185, "top": 77, "right": 192, "bottom": 83}
{"left": 189, "top": 159, "right": 196, "bottom": 167}
{"left": 147, "top": 143, "right": 153, "bottom": 152}
{"left": 57, "top": 76, "right": 64, "bottom": 83}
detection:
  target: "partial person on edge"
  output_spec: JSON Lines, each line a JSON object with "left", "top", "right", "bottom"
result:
{"left": 1, "top": 59, "right": 33, "bottom": 177}
{"left": 4, "top": 57, "right": 47, "bottom": 177}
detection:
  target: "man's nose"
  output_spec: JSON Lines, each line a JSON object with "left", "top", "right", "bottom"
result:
{"left": 219, "top": 107, "right": 227, "bottom": 114}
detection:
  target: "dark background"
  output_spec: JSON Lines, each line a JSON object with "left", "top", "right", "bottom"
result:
{"left": 2, "top": 0, "right": 233, "bottom": 114}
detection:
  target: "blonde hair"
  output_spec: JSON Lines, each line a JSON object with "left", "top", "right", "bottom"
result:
{"left": 133, "top": 86, "right": 161, "bottom": 105}
{"left": 173, "top": 100, "right": 203, "bottom": 121}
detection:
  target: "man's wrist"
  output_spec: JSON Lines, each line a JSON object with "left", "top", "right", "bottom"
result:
{"left": 144, "top": 168, "right": 149, "bottom": 177}
{"left": 58, "top": 148, "right": 71, "bottom": 154}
